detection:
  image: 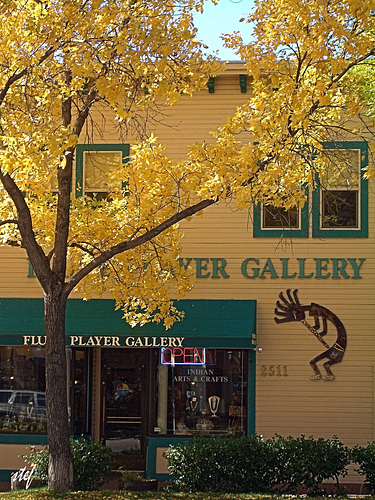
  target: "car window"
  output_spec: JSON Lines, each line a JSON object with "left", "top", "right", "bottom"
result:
{"left": 0, "top": 391, "right": 11, "bottom": 403}
{"left": 14, "top": 393, "right": 33, "bottom": 405}
{"left": 37, "top": 394, "right": 46, "bottom": 406}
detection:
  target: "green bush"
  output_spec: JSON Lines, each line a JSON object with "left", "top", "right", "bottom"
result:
{"left": 24, "top": 436, "right": 113, "bottom": 491}
{"left": 165, "top": 434, "right": 351, "bottom": 494}
{"left": 353, "top": 442, "right": 375, "bottom": 493}
{"left": 275, "top": 435, "right": 350, "bottom": 493}
{"left": 166, "top": 435, "right": 284, "bottom": 493}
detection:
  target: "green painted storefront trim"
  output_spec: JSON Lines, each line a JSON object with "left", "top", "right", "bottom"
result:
{"left": 248, "top": 351, "right": 256, "bottom": 435}
{"left": 0, "top": 433, "right": 48, "bottom": 445}
{"left": 0, "top": 434, "right": 47, "bottom": 482}
{"left": 0, "top": 298, "right": 256, "bottom": 348}
{"left": 0, "top": 298, "right": 256, "bottom": 481}
{"left": 145, "top": 436, "right": 193, "bottom": 481}
{"left": 0, "top": 470, "right": 13, "bottom": 481}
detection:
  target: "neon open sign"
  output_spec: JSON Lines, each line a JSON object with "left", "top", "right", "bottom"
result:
{"left": 161, "top": 347, "right": 206, "bottom": 365}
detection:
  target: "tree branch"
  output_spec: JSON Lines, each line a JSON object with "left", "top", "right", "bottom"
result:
{"left": 0, "top": 45, "right": 59, "bottom": 107}
{"left": 0, "top": 170, "right": 52, "bottom": 289}
{"left": 63, "top": 198, "right": 216, "bottom": 298}
{"left": 0, "top": 218, "right": 18, "bottom": 226}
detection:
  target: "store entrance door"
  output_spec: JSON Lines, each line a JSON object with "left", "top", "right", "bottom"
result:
{"left": 102, "top": 349, "right": 146, "bottom": 455}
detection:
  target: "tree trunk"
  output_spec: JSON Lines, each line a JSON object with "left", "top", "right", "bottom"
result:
{"left": 44, "top": 291, "right": 74, "bottom": 490}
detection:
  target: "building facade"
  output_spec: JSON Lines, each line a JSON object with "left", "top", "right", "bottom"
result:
{"left": 0, "top": 63, "right": 373, "bottom": 487}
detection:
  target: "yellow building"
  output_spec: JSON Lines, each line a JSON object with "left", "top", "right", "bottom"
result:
{"left": 0, "top": 62, "right": 372, "bottom": 490}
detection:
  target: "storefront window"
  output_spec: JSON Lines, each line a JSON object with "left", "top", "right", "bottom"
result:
{"left": 154, "top": 349, "right": 248, "bottom": 436}
{"left": 0, "top": 346, "right": 90, "bottom": 434}
{"left": 67, "top": 348, "right": 92, "bottom": 435}
{"left": 0, "top": 346, "right": 46, "bottom": 433}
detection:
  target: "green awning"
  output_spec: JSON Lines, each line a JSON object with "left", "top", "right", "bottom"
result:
{"left": 0, "top": 298, "right": 256, "bottom": 348}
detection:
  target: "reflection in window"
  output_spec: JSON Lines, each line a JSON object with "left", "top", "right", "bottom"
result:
{"left": 322, "top": 191, "right": 358, "bottom": 228}
{"left": 155, "top": 349, "right": 247, "bottom": 436}
{"left": 67, "top": 348, "right": 91, "bottom": 435}
{"left": 262, "top": 205, "right": 299, "bottom": 229}
{"left": 0, "top": 346, "right": 90, "bottom": 434}
{"left": 320, "top": 149, "right": 360, "bottom": 229}
{"left": 0, "top": 346, "right": 46, "bottom": 433}
{"left": 84, "top": 151, "right": 122, "bottom": 199}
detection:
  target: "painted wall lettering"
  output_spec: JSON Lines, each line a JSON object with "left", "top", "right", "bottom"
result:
{"left": 178, "top": 257, "right": 365, "bottom": 279}
{"left": 241, "top": 257, "right": 365, "bottom": 279}
{"left": 28, "top": 257, "right": 366, "bottom": 280}
{"left": 178, "top": 257, "right": 229, "bottom": 278}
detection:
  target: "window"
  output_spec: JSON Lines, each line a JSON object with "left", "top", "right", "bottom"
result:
{"left": 0, "top": 346, "right": 91, "bottom": 435}
{"left": 312, "top": 142, "right": 368, "bottom": 238}
{"left": 76, "top": 144, "right": 129, "bottom": 199}
{"left": 263, "top": 205, "right": 299, "bottom": 229}
{"left": 253, "top": 141, "right": 368, "bottom": 238}
{"left": 153, "top": 349, "right": 248, "bottom": 436}
{"left": 0, "top": 346, "right": 47, "bottom": 433}
{"left": 253, "top": 196, "right": 309, "bottom": 238}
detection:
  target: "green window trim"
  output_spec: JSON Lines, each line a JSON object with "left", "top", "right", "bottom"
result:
{"left": 75, "top": 143, "right": 130, "bottom": 197}
{"left": 253, "top": 192, "right": 309, "bottom": 238}
{"left": 253, "top": 141, "right": 368, "bottom": 239}
{"left": 312, "top": 141, "right": 368, "bottom": 238}
{"left": 239, "top": 74, "right": 247, "bottom": 93}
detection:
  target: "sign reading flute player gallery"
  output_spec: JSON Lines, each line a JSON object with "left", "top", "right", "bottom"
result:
{"left": 22, "top": 335, "right": 186, "bottom": 348}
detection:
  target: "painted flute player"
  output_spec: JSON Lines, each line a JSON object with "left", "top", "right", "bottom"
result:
{"left": 274, "top": 289, "right": 347, "bottom": 381}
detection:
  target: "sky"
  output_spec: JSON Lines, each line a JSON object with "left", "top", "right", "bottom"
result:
{"left": 193, "top": 0, "right": 255, "bottom": 60}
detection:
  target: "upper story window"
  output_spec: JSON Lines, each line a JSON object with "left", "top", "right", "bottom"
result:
{"left": 312, "top": 142, "right": 368, "bottom": 238}
{"left": 76, "top": 144, "right": 129, "bottom": 199}
{"left": 263, "top": 205, "right": 299, "bottom": 229}
{"left": 253, "top": 196, "right": 309, "bottom": 238}
{"left": 253, "top": 141, "right": 368, "bottom": 238}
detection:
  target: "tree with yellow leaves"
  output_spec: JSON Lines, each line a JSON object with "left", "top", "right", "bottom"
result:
{"left": 213, "top": 0, "right": 375, "bottom": 211}
{"left": 0, "top": 0, "right": 218, "bottom": 490}
{"left": 1, "top": 0, "right": 375, "bottom": 492}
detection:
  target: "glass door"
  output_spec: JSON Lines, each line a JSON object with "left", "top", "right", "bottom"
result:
{"left": 102, "top": 349, "right": 146, "bottom": 454}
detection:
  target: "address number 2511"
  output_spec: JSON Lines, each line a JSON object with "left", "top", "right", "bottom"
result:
{"left": 260, "top": 365, "right": 288, "bottom": 377}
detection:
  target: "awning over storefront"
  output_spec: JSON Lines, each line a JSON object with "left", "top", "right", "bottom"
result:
{"left": 0, "top": 298, "right": 256, "bottom": 348}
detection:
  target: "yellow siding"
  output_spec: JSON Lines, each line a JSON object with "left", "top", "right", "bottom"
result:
{"left": 179, "top": 199, "right": 375, "bottom": 451}
{"left": 0, "top": 445, "right": 43, "bottom": 470}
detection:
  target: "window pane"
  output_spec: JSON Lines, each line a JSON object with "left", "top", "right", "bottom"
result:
{"left": 321, "top": 149, "right": 359, "bottom": 189}
{"left": 155, "top": 349, "right": 248, "bottom": 436}
{"left": 0, "top": 346, "right": 47, "bottom": 433}
{"left": 262, "top": 205, "right": 299, "bottom": 229}
{"left": 84, "top": 192, "right": 110, "bottom": 202}
{"left": 70, "top": 349, "right": 89, "bottom": 435}
{"left": 322, "top": 190, "right": 358, "bottom": 228}
{"left": 0, "top": 347, "right": 90, "bottom": 434}
{"left": 84, "top": 151, "right": 122, "bottom": 192}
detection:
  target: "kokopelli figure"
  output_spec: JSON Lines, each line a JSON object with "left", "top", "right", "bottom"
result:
{"left": 274, "top": 289, "right": 347, "bottom": 381}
